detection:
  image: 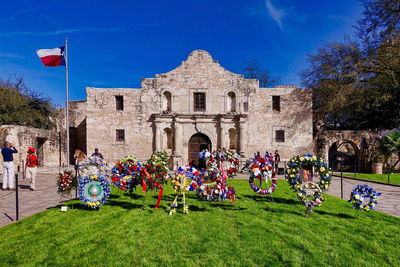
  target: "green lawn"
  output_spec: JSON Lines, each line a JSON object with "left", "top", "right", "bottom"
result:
{"left": 0, "top": 180, "right": 399, "bottom": 266}
{"left": 333, "top": 172, "right": 400, "bottom": 185}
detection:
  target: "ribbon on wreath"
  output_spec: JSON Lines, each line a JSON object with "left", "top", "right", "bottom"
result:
{"left": 142, "top": 176, "right": 146, "bottom": 193}
{"left": 221, "top": 162, "right": 227, "bottom": 181}
{"left": 143, "top": 169, "right": 163, "bottom": 209}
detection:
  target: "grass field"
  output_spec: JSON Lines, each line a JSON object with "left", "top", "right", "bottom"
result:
{"left": 333, "top": 172, "right": 400, "bottom": 185}
{"left": 0, "top": 180, "right": 399, "bottom": 266}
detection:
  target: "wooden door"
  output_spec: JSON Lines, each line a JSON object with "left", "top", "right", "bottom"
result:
{"left": 36, "top": 138, "right": 46, "bottom": 167}
{"left": 188, "top": 133, "right": 211, "bottom": 166}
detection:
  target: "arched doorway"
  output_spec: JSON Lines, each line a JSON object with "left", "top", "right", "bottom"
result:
{"left": 188, "top": 133, "right": 212, "bottom": 166}
{"left": 328, "top": 140, "right": 359, "bottom": 172}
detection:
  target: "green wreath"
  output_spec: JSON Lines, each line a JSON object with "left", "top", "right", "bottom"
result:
{"left": 286, "top": 154, "right": 332, "bottom": 207}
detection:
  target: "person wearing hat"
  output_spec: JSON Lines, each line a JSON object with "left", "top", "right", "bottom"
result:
{"left": 25, "top": 147, "right": 38, "bottom": 191}
{"left": 1, "top": 141, "right": 18, "bottom": 191}
{"left": 91, "top": 148, "right": 103, "bottom": 159}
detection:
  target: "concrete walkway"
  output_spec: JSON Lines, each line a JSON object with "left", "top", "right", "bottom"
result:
{"left": 327, "top": 175, "right": 400, "bottom": 218}
{"left": 1, "top": 170, "right": 399, "bottom": 228}
{"left": 0, "top": 166, "right": 76, "bottom": 227}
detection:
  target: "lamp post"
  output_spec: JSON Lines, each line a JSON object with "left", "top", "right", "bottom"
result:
{"left": 387, "top": 161, "right": 391, "bottom": 184}
{"left": 338, "top": 155, "right": 344, "bottom": 199}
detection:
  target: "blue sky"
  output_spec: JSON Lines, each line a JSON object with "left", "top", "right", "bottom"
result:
{"left": 0, "top": 0, "right": 363, "bottom": 106}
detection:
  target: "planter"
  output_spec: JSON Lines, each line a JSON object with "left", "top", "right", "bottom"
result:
{"left": 372, "top": 163, "right": 383, "bottom": 174}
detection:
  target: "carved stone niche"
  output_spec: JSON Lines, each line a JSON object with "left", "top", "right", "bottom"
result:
{"left": 300, "top": 165, "right": 313, "bottom": 182}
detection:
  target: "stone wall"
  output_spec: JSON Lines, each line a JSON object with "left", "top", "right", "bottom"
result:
{"left": 82, "top": 50, "right": 314, "bottom": 167}
{"left": 0, "top": 125, "right": 65, "bottom": 172}
{"left": 247, "top": 86, "right": 313, "bottom": 160}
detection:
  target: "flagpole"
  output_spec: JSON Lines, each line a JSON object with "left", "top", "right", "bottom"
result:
{"left": 65, "top": 37, "right": 70, "bottom": 167}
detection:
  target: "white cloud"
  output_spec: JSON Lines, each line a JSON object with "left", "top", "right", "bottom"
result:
{"left": 0, "top": 52, "right": 24, "bottom": 59}
{"left": 0, "top": 27, "right": 123, "bottom": 37}
{"left": 265, "top": 0, "right": 284, "bottom": 30}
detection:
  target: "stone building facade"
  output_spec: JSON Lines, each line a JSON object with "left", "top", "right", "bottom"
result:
{"left": 0, "top": 125, "right": 66, "bottom": 171}
{"left": 71, "top": 50, "right": 313, "bottom": 169}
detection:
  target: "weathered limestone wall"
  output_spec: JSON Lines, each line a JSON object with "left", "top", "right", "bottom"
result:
{"left": 247, "top": 86, "right": 313, "bottom": 160}
{"left": 0, "top": 125, "right": 64, "bottom": 172}
{"left": 85, "top": 87, "right": 155, "bottom": 163}
{"left": 141, "top": 50, "right": 258, "bottom": 115}
{"left": 83, "top": 50, "right": 314, "bottom": 167}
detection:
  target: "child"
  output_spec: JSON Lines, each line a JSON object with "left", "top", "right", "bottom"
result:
{"left": 25, "top": 147, "right": 38, "bottom": 191}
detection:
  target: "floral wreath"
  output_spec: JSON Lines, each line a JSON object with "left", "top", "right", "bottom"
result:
{"left": 140, "top": 151, "right": 170, "bottom": 209}
{"left": 286, "top": 154, "right": 331, "bottom": 207}
{"left": 111, "top": 156, "right": 142, "bottom": 191}
{"left": 78, "top": 156, "right": 111, "bottom": 208}
{"left": 169, "top": 165, "right": 199, "bottom": 215}
{"left": 206, "top": 148, "right": 240, "bottom": 180}
{"left": 196, "top": 148, "right": 238, "bottom": 203}
{"left": 249, "top": 153, "right": 277, "bottom": 195}
{"left": 349, "top": 184, "right": 381, "bottom": 211}
{"left": 57, "top": 170, "right": 77, "bottom": 195}
{"left": 141, "top": 151, "right": 169, "bottom": 190}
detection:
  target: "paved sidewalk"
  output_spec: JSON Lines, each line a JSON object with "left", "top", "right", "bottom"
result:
{"left": 0, "top": 166, "right": 76, "bottom": 227}
{"left": 327, "top": 175, "right": 400, "bottom": 218}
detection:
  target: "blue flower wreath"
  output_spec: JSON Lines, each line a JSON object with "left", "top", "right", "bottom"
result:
{"left": 286, "top": 154, "right": 332, "bottom": 206}
{"left": 349, "top": 184, "right": 381, "bottom": 211}
{"left": 78, "top": 156, "right": 111, "bottom": 209}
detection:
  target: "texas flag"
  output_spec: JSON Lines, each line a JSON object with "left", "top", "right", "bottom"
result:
{"left": 36, "top": 46, "right": 66, "bottom": 67}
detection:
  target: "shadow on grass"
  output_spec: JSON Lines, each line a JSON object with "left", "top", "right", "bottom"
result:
{"left": 188, "top": 204, "right": 208, "bottom": 212}
{"left": 314, "top": 210, "right": 355, "bottom": 219}
{"left": 242, "top": 194, "right": 300, "bottom": 205}
{"left": 150, "top": 194, "right": 175, "bottom": 201}
{"left": 210, "top": 203, "right": 247, "bottom": 211}
{"left": 54, "top": 202, "right": 91, "bottom": 210}
{"left": 108, "top": 194, "right": 121, "bottom": 199}
{"left": 263, "top": 205, "right": 303, "bottom": 216}
{"left": 107, "top": 200, "right": 143, "bottom": 210}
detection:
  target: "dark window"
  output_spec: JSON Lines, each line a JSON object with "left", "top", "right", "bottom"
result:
{"left": 116, "top": 129, "right": 125, "bottom": 141}
{"left": 272, "top": 96, "right": 280, "bottom": 112}
{"left": 276, "top": 130, "right": 285, "bottom": 142}
{"left": 243, "top": 102, "right": 249, "bottom": 112}
{"left": 116, "top": 96, "right": 124, "bottom": 111}
{"left": 194, "top": 93, "right": 206, "bottom": 111}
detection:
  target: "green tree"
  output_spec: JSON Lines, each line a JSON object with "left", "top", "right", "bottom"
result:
{"left": 0, "top": 77, "right": 57, "bottom": 130}
{"left": 301, "top": 0, "right": 400, "bottom": 130}
{"left": 379, "top": 130, "right": 400, "bottom": 168}
{"left": 242, "top": 60, "right": 279, "bottom": 87}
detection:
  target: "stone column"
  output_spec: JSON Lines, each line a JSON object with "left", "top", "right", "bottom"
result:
{"left": 220, "top": 119, "right": 227, "bottom": 149}
{"left": 173, "top": 120, "right": 183, "bottom": 169}
{"left": 154, "top": 121, "right": 161, "bottom": 152}
{"left": 239, "top": 119, "right": 247, "bottom": 156}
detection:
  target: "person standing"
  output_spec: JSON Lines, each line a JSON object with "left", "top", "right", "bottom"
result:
{"left": 74, "top": 149, "right": 86, "bottom": 176}
{"left": 1, "top": 141, "right": 18, "bottom": 191}
{"left": 91, "top": 148, "right": 103, "bottom": 159}
{"left": 198, "top": 149, "right": 205, "bottom": 169}
{"left": 204, "top": 149, "right": 211, "bottom": 159}
{"left": 274, "top": 150, "right": 281, "bottom": 173}
{"left": 25, "top": 147, "right": 38, "bottom": 191}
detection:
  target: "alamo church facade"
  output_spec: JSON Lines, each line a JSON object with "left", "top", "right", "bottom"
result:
{"left": 68, "top": 50, "right": 313, "bottom": 169}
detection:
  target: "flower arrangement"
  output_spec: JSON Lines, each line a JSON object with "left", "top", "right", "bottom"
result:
{"left": 78, "top": 156, "right": 111, "bottom": 209}
{"left": 169, "top": 165, "right": 198, "bottom": 215}
{"left": 195, "top": 148, "right": 239, "bottom": 203}
{"left": 141, "top": 151, "right": 169, "bottom": 190}
{"left": 206, "top": 148, "right": 239, "bottom": 180}
{"left": 248, "top": 153, "right": 277, "bottom": 195}
{"left": 139, "top": 151, "right": 170, "bottom": 209}
{"left": 111, "top": 155, "right": 142, "bottom": 191}
{"left": 286, "top": 154, "right": 332, "bottom": 208}
{"left": 57, "top": 170, "right": 77, "bottom": 195}
{"left": 349, "top": 184, "right": 381, "bottom": 211}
